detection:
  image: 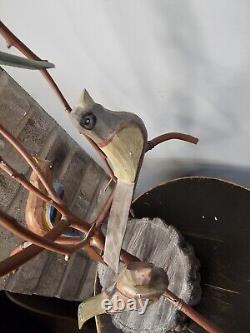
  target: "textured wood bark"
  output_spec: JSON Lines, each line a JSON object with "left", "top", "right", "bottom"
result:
{"left": 97, "top": 217, "right": 201, "bottom": 333}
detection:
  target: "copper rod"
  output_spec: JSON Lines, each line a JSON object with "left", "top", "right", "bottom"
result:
{"left": 0, "top": 156, "right": 109, "bottom": 258}
{"left": 164, "top": 289, "right": 224, "bottom": 333}
{"left": 146, "top": 132, "right": 199, "bottom": 152}
{"left": 0, "top": 155, "right": 115, "bottom": 240}
{"left": 89, "top": 230, "right": 140, "bottom": 264}
{"left": 0, "top": 155, "right": 109, "bottom": 260}
{"left": 0, "top": 155, "right": 91, "bottom": 233}
{"left": 0, "top": 20, "right": 72, "bottom": 112}
{"left": 0, "top": 123, "right": 60, "bottom": 203}
{"left": 0, "top": 210, "right": 81, "bottom": 255}
{"left": 0, "top": 219, "right": 69, "bottom": 276}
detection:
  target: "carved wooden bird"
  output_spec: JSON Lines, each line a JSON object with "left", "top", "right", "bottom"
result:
{"left": 78, "top": 261, "right": 169, "bottom": 329}
{"left": 70, "top": 90, "right": 148, "bottom": 272}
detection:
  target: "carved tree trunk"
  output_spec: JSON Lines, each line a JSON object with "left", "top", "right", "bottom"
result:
{"left": 97, "top": 217, "right": 201, "bottom": 333}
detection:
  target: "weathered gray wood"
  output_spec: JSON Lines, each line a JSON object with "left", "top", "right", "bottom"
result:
{"left": 0, "top": 68, "right": 109, "bottom": 300}
{"left": 97, "top": 218, "right": 201, "bottom": 333}
{"left": 104, "top": 181, "right": 134, "bottom": 272}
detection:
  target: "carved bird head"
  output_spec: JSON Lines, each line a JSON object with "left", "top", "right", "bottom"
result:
{"left": 70, "top": 89, "right": 147, "bottom": 183}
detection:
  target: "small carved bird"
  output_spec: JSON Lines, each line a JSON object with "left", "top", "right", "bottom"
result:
{"left": 78, "top": 261, "right": 169, "bottom": 329}
{"left": 70, "top": 90, "right": 148, "bottom": 273}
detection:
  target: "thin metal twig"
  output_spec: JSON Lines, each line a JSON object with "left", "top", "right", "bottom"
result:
{"left": 146, "top": 132, "right": 199, "bottom": 152}
{"left": 0, "top": 124, "right": 60, "bottom": 203}
{"left": 0, "top": 20, "right": 72, "bottom": 112}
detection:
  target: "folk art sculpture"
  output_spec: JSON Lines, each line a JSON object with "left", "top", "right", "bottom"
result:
{"left": 0, "top": 20, "right": 247, "bottom": 332}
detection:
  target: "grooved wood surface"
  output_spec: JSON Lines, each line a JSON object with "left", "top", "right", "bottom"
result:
{"left": 98, "top": 218, "right": 201, "bottom": 333}
{"left": 0, "top": 68, "right": 109, "bottom": 301}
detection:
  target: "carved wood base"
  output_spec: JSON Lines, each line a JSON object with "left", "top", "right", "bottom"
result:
{"left": 97, "top": 217, "right": 201, "bottom": 333}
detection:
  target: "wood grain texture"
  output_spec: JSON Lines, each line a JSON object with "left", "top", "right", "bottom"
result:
{"left": 103, "top": 181, "right": 134, "bottom": 272}
{"left": 98, "top": 217, "right": 201, "bottom": 333}
{"left": 25, "top": 159, "right": 53, "bottom": 235}
{"left": 102, "top": 127, "right": 144, "bottom": 182}
{"left": 0, "top": 68, "right": 109, "bottom": 300}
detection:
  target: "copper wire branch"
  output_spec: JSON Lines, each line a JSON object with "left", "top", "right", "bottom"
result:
{"left": 0, "top": 20, "right": 72, "bottom": 112}
{"left": 0, "top": 125, "right": 113, "bottom": 239}
{"left": 0, "top": 148, "right": 114, "bottom": 237}
{"left": 0, "top": 218, "right": 70, "bottom": 276}
{"left": 0, "top": 136, "right": 133, "bottom": 268}
{"left": 146, "top": 132, "right": 199, "bottom": 152}
{"left": 163, "top": 290, "right": 224, "bottom": 333}
{"left": 0, "top": 153, "right": 115, "bottom": 253}
{"left": 0, "top": 123, "right": 61, "bottom": 203}
{"left": 0, "top": 151, "right": 89, "bottom": 233}
{"left": 0, "top": 210, "right": 77, "bottom": 255}
{"left": 0, "top": 151, "right": 113, "bottom": 253}
{"left": 0, "top": 125, "right": 113, "bottom": 267}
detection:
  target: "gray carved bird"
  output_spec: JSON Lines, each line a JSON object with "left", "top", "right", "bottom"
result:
{"left": 70, "top": 90, "right": 148, "bottom": 273}
{"left": 78, "top": 261, "right": 169, "bottom": 329}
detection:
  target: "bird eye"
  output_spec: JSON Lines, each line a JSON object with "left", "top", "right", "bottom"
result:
{"left": 79, "top": 112, "right": 96, "bottom": 130}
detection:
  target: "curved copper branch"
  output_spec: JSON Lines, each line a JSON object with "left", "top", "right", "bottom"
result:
{"left": 0, "top": 126, "right": 109, "bottom": 265}
{"left": 0, "top": 151, "right": 131, "bottom": 272}
{"left": 164, "top": 290, "right": 224, "bottom": 333}
{"left": 146, "top": 132, "right": 199, "bottom": 152}
{"left": 0, "top": 123, "right": 60, "bottom": 203}
{"left": 0, "top": 154, "right": 111, "bottom": 265}
{"left": 0, "top": 154, "right": 111, "bottom": 263}
{"left": 0, "top": 20, "right": 71, "bottom": 112}
{"left": 0, "top": 154, "right": 90, "bottom": 233}
{"left": 0, "top": 218, "right": 69, "bottom": 276}
{"left": 0, "top": 210, "right": 76, "bottom": 255}
{"left": 0, "top": 154, "right": 114, "bottom": 237}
